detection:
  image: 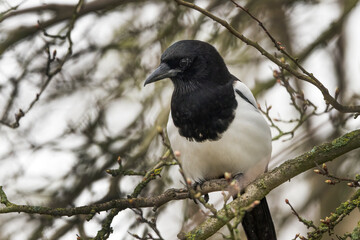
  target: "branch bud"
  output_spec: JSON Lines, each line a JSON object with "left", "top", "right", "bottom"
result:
{"left": 322, "top": 163, "right": 328, "bottom": 172}
{"left": 252, "top": 200, "right": 260, "bottom": 207}
{"left": 194, "top": 192, "right": 201, "bottom": 199}
{"left": 156, "top": 126, "right": 163, "bottom": 133}
{"left": 335, "top": 87, "right": 340, "bottom": 99}
{"left": 174, "top": 150, "right": 181, "bottom": 157}
{"left": 224, "top": 172, "right": 232, "bottom": 181}
{"left": 186, "top": 178, "right": 192, "bottom": 186}
{"left": 325, "top": 179, "right": 334, "bottom": 185}
{"left": 273, "top": 70, "right": 280, "bottom": 78}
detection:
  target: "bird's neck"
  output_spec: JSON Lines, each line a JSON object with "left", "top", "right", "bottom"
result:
{"left": 170, "top": 81, "right": 237, "bottom": 142}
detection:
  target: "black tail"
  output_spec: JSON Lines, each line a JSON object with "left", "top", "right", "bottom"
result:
{"left": 242, "top": 197, "right": 277, "bottom": 240}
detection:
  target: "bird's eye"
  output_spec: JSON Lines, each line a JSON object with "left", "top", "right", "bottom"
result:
{"left": 179, "top": 58, "right": 192, "bottom": 69}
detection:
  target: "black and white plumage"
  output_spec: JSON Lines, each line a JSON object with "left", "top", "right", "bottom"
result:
{"left": 144, "top": 40, "right": 276, "bottom": 240}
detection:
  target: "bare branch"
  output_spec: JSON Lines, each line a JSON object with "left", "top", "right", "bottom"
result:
{"left": 1, "top": 129, "right": 360, "bottom": 240}
{"left": 1, "top": 0, "right": 84, "bottom": 128}
{"left": 0, "top": 0, "right": 141, "bottom": 55}
{"left": 174, "top": 0, "right": 360, "bottom": 114}
{"left": 179, "top": 129, "right": 360, "bottom": 239}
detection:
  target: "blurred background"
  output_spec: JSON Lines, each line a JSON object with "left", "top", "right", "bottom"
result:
{"left": 0, "top": 0, "right": 360, "bottom": 239}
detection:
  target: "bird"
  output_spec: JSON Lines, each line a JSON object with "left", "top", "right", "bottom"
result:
{"left": 144, "top": 40, "right": 276, "bottom": 240}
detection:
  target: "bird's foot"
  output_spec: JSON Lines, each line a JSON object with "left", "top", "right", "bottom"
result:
{"left": 231, "top": 173, "right": 245, "bottom": 198}
{"left": 233, "top": 172, "right": 244, "bottom": 181}
{"left": 192, "top": 180, "right": 209, "bottom": 203}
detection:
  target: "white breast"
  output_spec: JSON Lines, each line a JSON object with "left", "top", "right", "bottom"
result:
{"left": 166, "top": 81, "right": 272, "bottom": 183}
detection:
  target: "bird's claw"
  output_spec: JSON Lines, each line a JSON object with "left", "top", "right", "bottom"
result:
{"left": 191, "top": 180, "right": 209, "bottom": 203}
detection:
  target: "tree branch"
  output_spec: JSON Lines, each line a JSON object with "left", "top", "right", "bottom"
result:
{"left": 174, "top": 0, "right": 360, "bottom": 114}
{"left": 180, "top": 129, "right": 360, "bottom": 239}
{"left": 0, "top": 0, "right": 141, "bottom": 55}
{"left": 1, "top": 129, "right": 360, "bottom": 239}
{"left": 252, "top": 0, "right": 358, "bottom": 97}
{"left": 1, "top": 0, "right": 84, "bottom": 129}
{"left": 0, "top": 180, "right": 228, "bottom": 216}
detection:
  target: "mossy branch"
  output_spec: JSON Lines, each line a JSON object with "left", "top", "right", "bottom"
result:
{"left": 307, "top": 189, "right": 360, "bottom": 239}
{"left": 1, "top": 129, "right": 360, "bottom": 240}
{"left": 179, "top": 129, "right": 360, "bottom": 239}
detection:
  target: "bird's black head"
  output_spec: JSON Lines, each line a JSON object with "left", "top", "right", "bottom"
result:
{"left": 144, "top": 40, "right": 231, "bottom": 92}
{"left": 144, "top": 40, "right": 237, "bottom": 141}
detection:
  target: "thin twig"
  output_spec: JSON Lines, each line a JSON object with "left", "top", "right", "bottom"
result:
{"left": 314, "top": 163, "right": 360, "bottom": 187}
{"left": 1, "top": 0, "right": 84, "bottom": 128}
{"left": 174, "top": 0, "right": 360, "bottom": 113}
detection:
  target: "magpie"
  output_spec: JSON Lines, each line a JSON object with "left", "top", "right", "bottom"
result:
{"left": 144, "top": 40, "right": 276, "bottom": 240}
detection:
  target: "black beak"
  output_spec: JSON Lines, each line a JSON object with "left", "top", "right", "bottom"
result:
{"left": 144, "top": 63, "right": 181, "bottom": 86}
